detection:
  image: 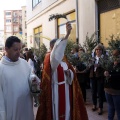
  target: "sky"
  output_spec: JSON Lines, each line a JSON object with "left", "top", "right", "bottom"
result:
{"left": 0, "top": 0, "right": 26, "bottom": 29}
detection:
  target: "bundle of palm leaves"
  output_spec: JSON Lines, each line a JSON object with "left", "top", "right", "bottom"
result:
{"left": 37, "top": 44, "right": 47, "bottom": 64}
{"left": 83, "top": 32, "right": 98, "bottom": 54}
{"left": 107, "top": 35, "right": 120, "bottom": 50}
{"left": 78, "top": 32, "right": 98, "bottom": 66}
{"left": 49, "top": 13, "right": 68, "bottom": 21}
{"left": 79, "top": 52, "right": 94, "bottom": 66}
{"left": 64, "top": 40, "right": 79, "bottom": 66}
{"left": 99, "top": 57, "right": 113, "bottom": 71}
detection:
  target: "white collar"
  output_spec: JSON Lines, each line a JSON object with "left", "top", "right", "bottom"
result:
{"left": 95, "top": 54, "right": 104, "bottom": 59}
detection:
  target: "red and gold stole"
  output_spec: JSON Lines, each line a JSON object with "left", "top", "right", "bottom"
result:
{"left": 57, "top": 64, "right": 65, "bottom": 120}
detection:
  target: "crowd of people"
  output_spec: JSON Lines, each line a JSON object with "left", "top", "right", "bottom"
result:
{"left": 0, "top": 21, "right": 120, "bottom": 120}
{"left": 71, "top": 42, "right": 120, "bottom": 119}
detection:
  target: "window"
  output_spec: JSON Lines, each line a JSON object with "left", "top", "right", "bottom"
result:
{"left": 32, "top": 0, "right": 41, "bottom": 8}
{"left": 13, "top": 12, "right": 17, "bottom": 17}
{"left": 13, "top": 26, "right": 18, "bottom": 32}
{"left": 6, "top": 12, "right": 11, "bottom": 15}
{"left": 58, "top": 11, "right": 76, "bottom": 42}
{"left": 13, "top": 18, "right": 18, "bottom": 23}
{"left": 34, "top": 26, "right": 42, "bottom": 48}
{"left": 6, "top": 19, "right": 11, "bottom": 23}
{"left": 6, "top": 26, "right": 11, "bottom": 32}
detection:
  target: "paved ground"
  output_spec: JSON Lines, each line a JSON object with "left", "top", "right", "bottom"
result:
{"left": 33, "top": 89, "right": 118, "bottom": 120}
{"left": 85, "top": 89, "right": 117, "bottom": 120}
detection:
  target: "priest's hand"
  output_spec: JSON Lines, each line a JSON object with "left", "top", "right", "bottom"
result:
{"left": 64, "top": 22, "right": 72, "bottom": 40}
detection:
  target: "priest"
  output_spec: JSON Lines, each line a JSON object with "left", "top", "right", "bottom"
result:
{"left": 36, "top": 22, "right": 88, "bottom": 120}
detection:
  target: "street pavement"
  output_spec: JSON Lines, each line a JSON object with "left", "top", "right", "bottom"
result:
{"left": 33, "top": 89, "right": 117, "bottom": 120}
{"left": 85, "top": 89, "right": 117, "bottom": 120}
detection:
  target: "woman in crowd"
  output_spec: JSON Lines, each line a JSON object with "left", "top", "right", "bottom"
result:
{"left": 75, "top": 47, "right": 89, "bottom": 102}
{"left": 104, "top": 49, "right": 120, "bottom": 120}
{"left": 89, "top": 43, "right": 107, "bottom": 115}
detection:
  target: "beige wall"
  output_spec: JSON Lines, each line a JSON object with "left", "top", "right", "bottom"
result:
{"left": 26, "top": 0, "right": 98, "bottom": 49}
{"left": 27, "top": 0, "right": 75, "bottom": 49}
{"left": 78, "top": 0, "right": 97, "bottom": 45}
{"left": 27, "top": 0, "right": 58, "bottom": 21}
{"left": 100, "top": 8, "right": 120, "bottom": 46}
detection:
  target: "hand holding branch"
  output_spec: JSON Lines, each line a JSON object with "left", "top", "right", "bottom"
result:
{"left": 64, "top": 22, "right": 72, "bottom": 40}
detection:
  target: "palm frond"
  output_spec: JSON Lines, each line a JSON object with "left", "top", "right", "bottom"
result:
{"left": 108, "top": 35, "right": 120, "bottom": 50}
{"left": 49, "top": 13, "right": 67, "bottom": 21}
{"left": 83, "top": 32, "right": 98, "bottom": 53}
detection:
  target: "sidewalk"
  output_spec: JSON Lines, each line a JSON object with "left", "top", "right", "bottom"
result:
{"left": 33, "top": 89, "right": 117, "bottom": 120}
{"left": 85, "top": 89, "right": 117, "bottom": 120}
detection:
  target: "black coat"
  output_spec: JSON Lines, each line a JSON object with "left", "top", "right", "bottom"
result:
{"left": 104, "top": 63, "right": 120, "bottom": 90}
{"left": 76, "top": 62, "right": 89, "bottom": 83}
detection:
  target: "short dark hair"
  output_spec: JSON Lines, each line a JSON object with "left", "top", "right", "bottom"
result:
{"left": 50, "top": 38, "right": 57, "bottom": 48}
{"left": 5, "top": 36, "right": 21, "bottom": 48}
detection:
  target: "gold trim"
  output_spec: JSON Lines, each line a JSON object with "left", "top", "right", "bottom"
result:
{"left": 43, "top": 70, "right": 50, "bottom": 81}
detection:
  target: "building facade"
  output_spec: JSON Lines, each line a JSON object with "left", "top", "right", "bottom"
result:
{"left": 26, "top": 0, "right": 75, "bottom": 49}
{"left": 26, "top": 0, "right": 120, "bottom": 49}
{"left": 21, "top": 6, "right": 27, "bottom": 44}
{"left": 97, "top": 0, "right": 120, "bottom": 46}
{"left": 4, "top": 10, "right": 22, "bottom": 40}
{"left": 0, "top": 30, "right": 4, "bottom": 51}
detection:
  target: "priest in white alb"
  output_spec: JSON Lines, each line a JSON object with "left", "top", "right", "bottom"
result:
{"left": 36, "top": 22, "right": 88, "bottom": 120}
{"left": 0, "top": 36, "right": 40, "bottom": 120}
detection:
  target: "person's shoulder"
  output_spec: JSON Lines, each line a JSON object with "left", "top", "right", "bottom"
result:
{"left": 19, "top": 58, "right": 28, "bottom": 64}
{"left": 19, "top": 58, "right": 31, "bottom": 70}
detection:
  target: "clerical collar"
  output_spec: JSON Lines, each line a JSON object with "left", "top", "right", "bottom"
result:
{"left": 3, "top": 56, "right": 13, "bottom": 62}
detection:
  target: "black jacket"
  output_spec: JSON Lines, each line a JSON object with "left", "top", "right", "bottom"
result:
{"left": 76, "top": 62, "right": 89, "bottom": 83}
{"left": 104, "top": 63, "right": 120, "bottom": 90}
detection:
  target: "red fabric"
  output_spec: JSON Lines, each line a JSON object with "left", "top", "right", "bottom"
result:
{"left": 57, "top": 64, "right": 65, "bottom": 120}
{"left": 36, "top": 54, "right": 88, "bottom": 120}
{"left": 69, "top": 85, "right": 73, "bottom": 119}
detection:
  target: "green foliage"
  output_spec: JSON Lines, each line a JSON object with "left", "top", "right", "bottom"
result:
{"left": 107, "top": 35, "right": 120, "bottom": 50}
{"left": 77, "top": 32, "right": 99, "bottom": 67}
{"left": 38, "top": 44, "right": 47, "bottom": 64}
{"left": 65, "top": 40, "right": 75, "bottom": 56}
{"left": 64, "top": 40, "right": 79, "bottom": 66}
{"left": 79, "top": 51, "right": 93, "bottom": 66}
{"left": 49, "top": 14, "right": 67, "bottom": 21}
{"left": 83, "top": 32, "right": 98, "bottom": 54}
{"left": 99, "top": 57, "right": 113, "bottom": 71}
{"left": 31, "top": 44, "right": 47, "bottom": 64}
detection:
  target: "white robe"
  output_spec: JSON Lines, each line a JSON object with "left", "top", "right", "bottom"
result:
{"left": 0, "top": 57, "right": 38, "bottom": 120}
{"left": 50, "top": 39, "right": 74, "bottom": 120}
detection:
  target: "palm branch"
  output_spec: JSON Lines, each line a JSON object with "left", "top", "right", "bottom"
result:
{"left": 49, "top": 13, "right": 68, "bottom": 21}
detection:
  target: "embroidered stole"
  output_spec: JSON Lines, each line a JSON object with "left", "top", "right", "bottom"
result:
{"left": 57, "top": 64, "right": 66, "bottom": 120}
